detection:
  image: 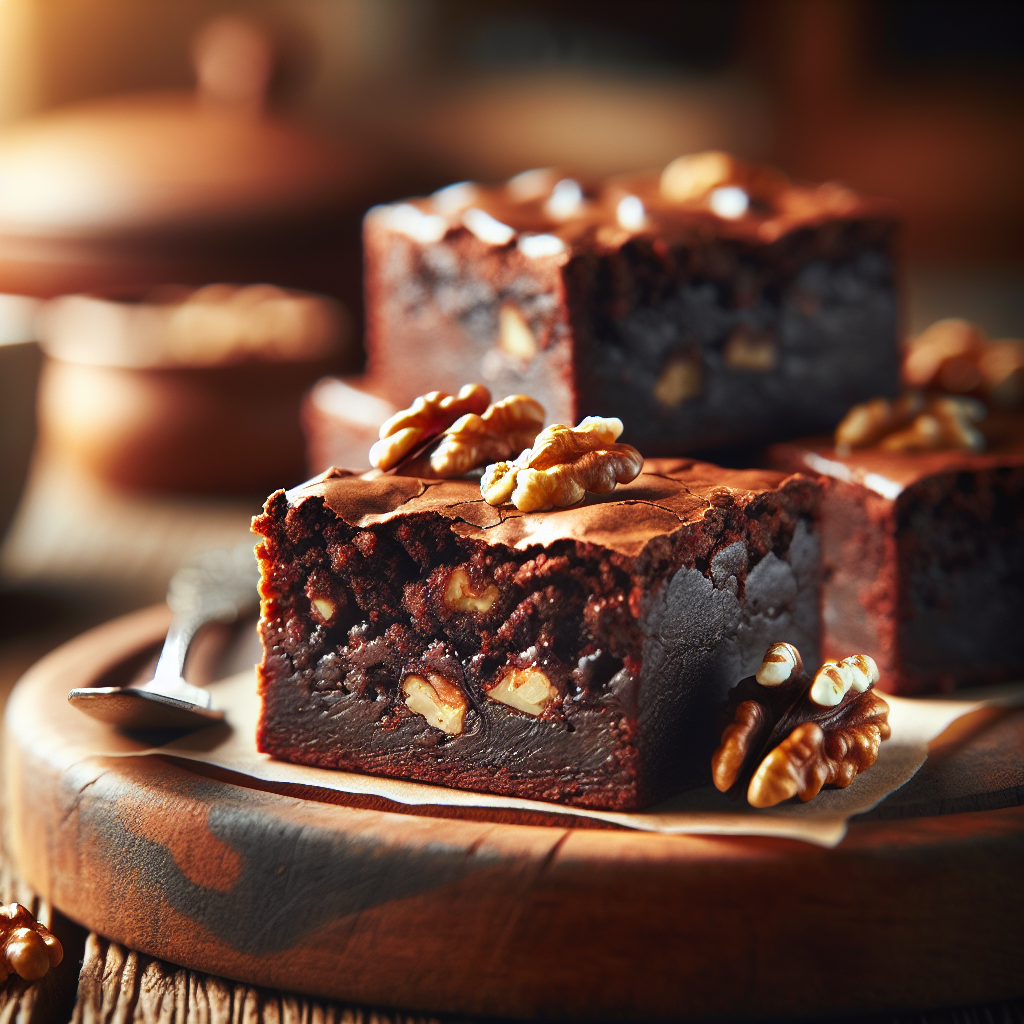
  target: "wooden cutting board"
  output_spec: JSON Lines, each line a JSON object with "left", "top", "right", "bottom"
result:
{"left": 5, "top": 606, "right": 1023, "bottom": 1021}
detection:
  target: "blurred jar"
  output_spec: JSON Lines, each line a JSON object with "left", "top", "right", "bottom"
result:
{"left": 0, "top": 295, "right": 42, "bottom": 539}
{"left": 0, "top": 16, "right": 380, "bottom": 321}
{"left": 36, "top": 284, "right": 353, "bottom": 494}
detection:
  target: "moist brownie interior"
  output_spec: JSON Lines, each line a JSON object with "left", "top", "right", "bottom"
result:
{"left": 254, "top": 462, "right": 820, "bottom": 809}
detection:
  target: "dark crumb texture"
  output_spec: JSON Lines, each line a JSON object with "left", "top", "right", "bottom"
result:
{"left": 768, "top": 425, "right": 1024, "bottom": 694}
{"left": 253, "top": 461, "right": 820, "bottom": 810}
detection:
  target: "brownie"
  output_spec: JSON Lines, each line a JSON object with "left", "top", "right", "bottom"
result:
{"left": 253, "top": 459, "right": 821, "bottom": 810}
{"left": 302, "top": 376, "right": 398, "bottom": 474}
{"left": 363, "top": 159, "right": 899, "bottom": 456}
{"left": 767, "top": 413, "right": 1024, "bottom": 695}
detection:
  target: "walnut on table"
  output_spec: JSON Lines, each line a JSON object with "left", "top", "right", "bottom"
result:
{"left": 712, "top": 643, "right": 891, "bottom": 808}
{"left": 480, "top": 416, "right": 644, "bottom": 512}
{"left": 0, "top": 903, "right": 63, "bottom": 982}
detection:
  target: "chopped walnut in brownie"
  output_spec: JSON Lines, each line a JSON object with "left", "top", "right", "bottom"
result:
{"left": 254, "top": 460, "right": 822, "bottom": 809}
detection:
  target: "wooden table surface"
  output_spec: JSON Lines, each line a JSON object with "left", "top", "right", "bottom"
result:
{"left": 1, "top": 605, "right": 1023, "bottom": 1024}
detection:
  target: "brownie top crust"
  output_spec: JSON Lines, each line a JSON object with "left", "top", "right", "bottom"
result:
{"left": 767, "top": 412, "right": 1024, "bottom": 499}
{"left": 286, "top": 458, "right": 806, "bottom": 559}
{"left": 368, "top": 165, "right": 896, "bottom": 257}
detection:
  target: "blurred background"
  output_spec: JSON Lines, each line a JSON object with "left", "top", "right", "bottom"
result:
{"left": 0, "top": 0, "right": 1021, "bottom": 683}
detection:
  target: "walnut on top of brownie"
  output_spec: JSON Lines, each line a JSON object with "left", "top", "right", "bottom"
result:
{"left": 765, "top": 319, "right": 1024, "bottom": 696}
{"left": 835, "top": 318, "right": 1024, "bottom": 456}
{"left": 368, "top": 383, "right": 546, "bottom": 477}
{"left": 253, "top": 393, "right": 822, "bottom": 809}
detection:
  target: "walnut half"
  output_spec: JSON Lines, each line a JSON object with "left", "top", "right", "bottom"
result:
{"left": 418, "top": 394, "right": 545, "bottom": 478}
{"left": 712, "top": 644, "right": 891, "bottom": 808}
{"left": 480, "top": 416, "right": 644, "bottom": 511}
{"left": 0, "top": 903, "right": 63, "bottom": 982}
{"left": 369, "top": 384, "right": 491, "bottom": 471}
{"left": 834, "top": 392, "right": 986, "bottom": 455}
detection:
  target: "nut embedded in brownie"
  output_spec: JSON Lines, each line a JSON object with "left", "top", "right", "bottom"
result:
{"left": 363, "top": 152, "right": 899, "bottom": 456}
{"left": 253, "top": 459, "right": 821, "bottom": 810}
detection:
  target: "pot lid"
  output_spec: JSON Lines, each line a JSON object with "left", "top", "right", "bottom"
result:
{"left": 0, "top": 17, "right": 367, "bottom": 240}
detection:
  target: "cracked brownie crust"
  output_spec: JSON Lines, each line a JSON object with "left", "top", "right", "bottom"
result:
{"left": 253, "top": 460, "right": 821, "bottom": 809}
{"left": 365, "top": 168, "right": 899, "bottom": 456}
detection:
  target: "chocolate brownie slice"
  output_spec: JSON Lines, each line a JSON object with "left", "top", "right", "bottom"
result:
{"left": 253, "top": 459, "right": 820, "bottom": 809}
{"left": 768, "top": 413, "right": 1024, "bottom": 695}
{"left": 364, "top": 156, "right": 899, "bottom": 456}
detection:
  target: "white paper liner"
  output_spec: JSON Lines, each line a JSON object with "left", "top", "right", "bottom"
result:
{"left": 107, "top": 671, "right": 1024, "bottom": 848}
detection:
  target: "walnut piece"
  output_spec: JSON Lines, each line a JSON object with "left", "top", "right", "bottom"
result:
{"left": 498, "top": 304, "right": 538, "bottom": 362}
{"left": 879, "top": 396, "right": 986, "bottom": 453}
{"left": 903, "top": 319, "right": 988, "bottom": 391}
{"left": 653, "top": 353, "right": 702, "bottom": 406}
{"left": 902, "top": 318, "right": 1024, "bottom": 410}
{"left": 0, "top": 903, "right": 63, "bottom": 983}
{"left": 834, "top": 392, "right": 924, "bottom": 453}
{"left": 711, "top": 644, "right": 890, "bottom": 807}
{"left": 809, "top": 654, "right": 879, "bottom": 707}
{"left": 402, "top": 673, "right": 468, "bottom": 735}
{"left": 487, "top": 667, "right": 557, "bottom": 716}
{"left": 980, "top": 340, "right": 1024, "bottom": 409}
{"left": 444, "top": 568, "right": 499, "bottom": 614}
{"left": 755, "top": 641, "right": 803, "bottom": 686}
{"left": 723, "top": 327, "right": 777, "bottom": 371}
{"left": 747, "top": 691, "right": 891, "bottom": 807}
{"left": 480, "top": 416, "right": 644, "bottom": 511}
{"left": 835, "top": 393, "right": 985, "bottom": 455}
{"left": 369, "top": 384, "right": 491, "bottom": 471}
{"left": 659, "top": 151, "right": 787, "bottom": 206}
{"left": 419, "top": 394, "right": 545, "bottom": 478}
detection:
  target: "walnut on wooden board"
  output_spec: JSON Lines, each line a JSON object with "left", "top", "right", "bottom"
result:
{"left": 0, "top": 903, "right": 63, "bottom": 982}
{"left": 712, "top": 644, "right": 891, "bottom": 808}
{"left": 407, "top": 394, "right": 545, "bottom": 478}
{"left": 480, "top": 416, "right": 644, "bottom": 511}
{"left": 369, "top": 384, "right": 491, "bottom": 471}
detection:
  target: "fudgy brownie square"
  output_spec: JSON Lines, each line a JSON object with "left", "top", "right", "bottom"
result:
{"left": 363, "top": 155, "right": 899, "bottom": 456}
{"left": 768, "top": 414, "right": 1024, "bottom": 695}
{"left": 253, "top": 459, "right": 821, "bottom": 809}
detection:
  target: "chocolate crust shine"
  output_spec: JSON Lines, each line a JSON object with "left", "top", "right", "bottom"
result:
{"left": 364, "top": 160, "right": 899, "bottom": 457}
{"left": 253, "top": 460, "right": 821, "bottom": 810}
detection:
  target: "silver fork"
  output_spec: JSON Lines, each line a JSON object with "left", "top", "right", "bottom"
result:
{"left": 68, "top": 542, "right": 260, "bottom": 731}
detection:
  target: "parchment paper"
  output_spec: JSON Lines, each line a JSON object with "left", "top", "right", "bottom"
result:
{"left": 109, "top": 671, "right": 1024, "bottom": 848}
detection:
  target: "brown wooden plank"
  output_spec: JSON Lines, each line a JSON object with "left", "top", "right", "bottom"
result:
{"left": 70, "top": 932, "right": 441, "bottom": 1024}
{"left": 5, "top": 607, "right": 1023, "bottom": 1021}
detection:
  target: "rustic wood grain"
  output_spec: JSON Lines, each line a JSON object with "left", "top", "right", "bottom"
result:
{"left": 0, "top": 863, "right": 86, "bottom": 1024}
{"left": 70, "top": 933, "right": 439, "bottom": 1024}
{"left": 4, "top": 607, "right": 1023, "bottom": 1021}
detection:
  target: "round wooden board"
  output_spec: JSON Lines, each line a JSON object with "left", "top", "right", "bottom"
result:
{"left": 5, "top": 607, "right": 1023, "bottom": 1021}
